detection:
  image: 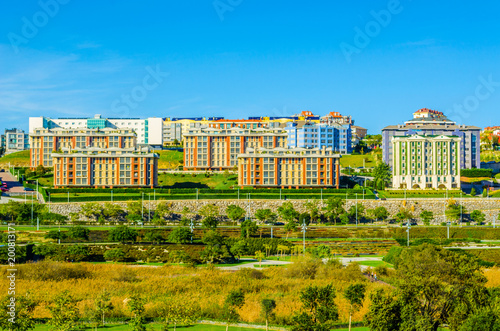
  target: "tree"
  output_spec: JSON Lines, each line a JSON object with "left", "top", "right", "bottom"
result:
{"left": 144, "top": 230, "right": 166, "bottom": 244}
{"left": 65, "top": 245, "right": 89, "bottom": 262}
{"left": 160, "top": 299, "right": 200, "bottom": 331}
{"left": 48, "top": 290, "right": 79, "bottom": 331}
{"left": 230, "top": 240, "right": 247, "bottom": 260}
{"left": 155, "top": 201, "right": 173, "bottom": 221}
{"left": 226, "top": 205, "right": 246, "bottom": 222}
{"left": 304, "top": 199, "right": 321, "bottom": 223}
{"left": 0, "top": 293, "right": 36, "bottom": 331}
{"left": 420, "top": 210, "right": 434, "bottom": 226}
{"left": 240, "top": 220, "right": 258, "bottom": 238}
{"left": 35, "top": 165, "right": 47, "bottom": 177}
{"left": 94, "top": 292, "right": 113, "bottom": 327}
{"left": 291, "top": 284, "right": 339, "bottom": 331}
{"left": 277, "top": 202, "right": 299, "bottom": 222}
{"left": 446, "top": 199, "right": 464, "bottom": 222}
{"left": 168, "top": 227, "right": 191, "bottom": 244}
{"left": 347, "top": 203, "right": 365, "bottom": 223}
{"left": 103, "top": 203, "right": 125, "bottom": 223}
{"left": 344, "top": 283, "right": 366, "bottom": 331}
{"left": 200, "top": 230, "right": 233, "bottom": 264}
{"left": 104, "top": 248, "right": 126, "bottom": 262}
{"left": 284, "top": 221, "right": 297, "bottom": 240}
{"left": 126, "top": 201, "right": 143, "bottom": 223}
{"left": 374, "top": 206, "right": 389, "bottom": 223}
{"left": 471, "top": 210, "right": 486, "bottom": 225}
{"left": 254, "top": 209, "right": 277, "bottom": 224}
{"left": 395, "top": 208, "right": 413, "bottom": 224}
{"left": 45, "top": 230, "right": 67, "bottom": 241}
{"left": 372, "top": 162, "right": 391, "bottom": 187}
{"left": 199, "top": 204, "right": 220, "bottom": 229}
{"left": 41, "top": 212, "right": 68, "bottom": 226}
{"left": 322, "top": 197, "right": 345, "bottom": 225}
{"left": 255, "top": 250, "right": 265, "bottom": 268}
{"left": 68, "top": 226, "right": 90, "bottom": 241}
{"left": 261, "top": 299, "right": 277, "bottom": 331}
{"left": 81, "top": 203, "right": 103, "bottom": 222}
{"left": 108, "top": 225, "right": 138, "bottom": 243}
{"left": 127, "top": 295, "right": 146, "bottom": 331}
{"left": 470, "top": 187, "right": 477, "bottom": 196}
{"left": 365, "top": 289, "right": 402, "bottom": 331}
{"left": 222, "top": 289, "right": 245, "bottom": 331}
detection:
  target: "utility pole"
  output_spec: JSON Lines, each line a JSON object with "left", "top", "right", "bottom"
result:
{"left": 355, "top": 193, "right": 358, "bottom": 227}
{"left": 406, "top": 221, "right": 411, "bottom": 247}
{"left": 190, "top": 219, "right": 195, "bottom": 244}
{"left": 301, "top": 221, "right": 307, "bottom": 254}
{"left": 460, "top": 192, "right": 462, "bottom": 227}
{"left": 111, "top": 190, "right": 113, "bottom": 202}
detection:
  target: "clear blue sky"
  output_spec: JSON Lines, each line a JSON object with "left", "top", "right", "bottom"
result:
{"left": 1, "top": 0, "right": 499, "bottom": 133}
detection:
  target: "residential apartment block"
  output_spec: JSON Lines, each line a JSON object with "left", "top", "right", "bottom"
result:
{"left": 30, "top": 128, "right": 137, "bottom": 168}
{"left": 29, "top": 114, "right": 164, "bottom": 146}
{"left": 183, "top": 128, "right": 287, "bottom": 170}
{"left": 238, "top": 147, "right": 341, "bottom": 188}
{"left": 382, "top": 108, "right": 480, "bottom": 169}
{"left": 284, "top": 122, "right": 352, "bottom": 154}
{"left": 51, "top": 147, "right": 158, "bottom": 188}
{"left": 392, "top": 135, "right": 461, "bottom": 190}
{"left": 1, "top": 128, "right": 29, "bottom": 154}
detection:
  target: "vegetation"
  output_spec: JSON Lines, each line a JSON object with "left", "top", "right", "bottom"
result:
{"left": 0, "top": 150, "right": 30, "bottom": 167}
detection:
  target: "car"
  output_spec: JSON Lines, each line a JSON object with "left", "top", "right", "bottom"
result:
{"left": 0, "top": 187, "right": 8, "bottom": 192}
{"left": 23, "top": 187, "right": 34, "bottom": 191}
{"left": 274, "top": 222, "right": 285, "bottom": 226}
{"left": 0, "top": 169, "right": 5, "bottom": 172}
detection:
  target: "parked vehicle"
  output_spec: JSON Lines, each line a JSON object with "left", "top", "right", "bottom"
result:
{"left": 23, "top": 187, "right": 34, "bottom": 191}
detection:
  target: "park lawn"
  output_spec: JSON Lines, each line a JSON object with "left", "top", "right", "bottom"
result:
{"left": 461, "top": 176, "right": 492, "bottom": 183}
{"left": 158, "top": 172, "right": 237, "bottom": 189}
{"left": 340, "top": 153, "right": 376, "bottom": 168}
{"left": 356, "top": 260, "right": 393, "bottom": 268}
{"left": 0, "top": 150, "right": 30, "bottom": 167}
{"left": 157, "top": 150, "right": 184, "bottom": 169}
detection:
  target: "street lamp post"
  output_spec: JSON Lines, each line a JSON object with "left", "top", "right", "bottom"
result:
{"left": 141, "top": 192, "right": 144, "bottom": 221}
{"left": 460, "top": 192, "right": 462, "bottom": 227}
{"left": 148, "top": 193, "right": 151, "bottom": 223}
{"left": 111, "top": 190, "right": 113, "bottom": 202}
{"left": 447, "top": 221, "right": 451, "bottom": 239}
{"left": 406, "top": 221, "right": 411, "bottom": 247}
{"left": 190, "top": 219, "right": 195, "bottom": 244}
{"left": 301, "top": 221, "right": 307, "bottom": 254}
{"left": 67, "top": 191, "right": 69, "bottom": 204}
{"left": 31, "top": 193, "right": 33, "bottom": 223}
{"left": 355, "top": 193, "right": 358, "bottom": 227}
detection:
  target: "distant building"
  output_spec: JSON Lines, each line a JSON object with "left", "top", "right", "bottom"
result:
{"left": 351, "top": 125, "right": 368, "bottom": 146}
{"left": 320, "top": 112, "right": 353, "bottom": 126}
{"left": 238, "top": 147, "right": 341, "bottom": 188}
{"left": 3, "top": 128, "right": 29, "bottom": 154}
{"left": 29, "top": 114, "right": 164, "bottom": 146}
{"left": 284, "top": 122, "right": 352, "bottom": 154}
{"left": 382, "top": 108, "right": 480, "bottom": 169}
{"left": 51, "top": 147, "right": 158, "bottom": 188}
{"left": 183, "top": 128, "right": 287, "bottom": 171}
{"left": 392, "top": 134, "right": 461, "bottom": 190}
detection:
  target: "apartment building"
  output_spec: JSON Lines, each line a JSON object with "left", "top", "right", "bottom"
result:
{"left": 29, "top": 114, "right": 164, "bottom": 146}
{"left": 238, "top": 147, "right": 341, "bottom": 188}
{"left": 284, "top": 122, "right": 352, "bottom": 154}
{"left": 30, "top": 128, "right": 136, "bottom": 168}
{"left": 2, "top": 128, "right": 29, "bottom": 154}
{"left": 392, "top": 134, "right": 461, "bottom": 190}
{"left": 351, "top": 125, "right": 368, "bottom": 146}
{"left": 382, "top": 108, "right": 480, "bottom": 169}
{"left": 162, "top": 117, "right": 223, "bottom": 145}
{"left": 320, "top": 111, "right": 353, "bottom": 126}
{"left": 183, "top": 128, "right": 288, "bottom": 170}
{"left": 51, "top": 147, "right": 158, "bottom": 188}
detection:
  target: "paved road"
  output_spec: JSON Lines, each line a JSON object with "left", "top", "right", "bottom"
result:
{"left": 219, "top": 258, "right": 292, "bottom": 270}
{"left": 0, "top": 171, "right": 25, "bottom": 193}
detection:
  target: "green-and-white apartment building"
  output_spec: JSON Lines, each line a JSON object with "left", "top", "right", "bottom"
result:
{"left": 392, "top": 134, "right": 461, "bottom": 190}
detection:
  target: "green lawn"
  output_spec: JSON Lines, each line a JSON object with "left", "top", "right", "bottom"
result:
{"left": 0, "top": 150, "right": 30, "bottom": 167}
{"left": 356, "top": 260, "right": 392, "bottom": 268}
{"left": 340, "top": 153, "right": 376, "bottom": 168}
{"left": 33, "top": 323, "right": 371, "bottom": 331}
{"left": 157, "top": 150, "right": 184, "bottom": 169}
{"left": 158, "top": 173, "right": 238, "bottom": 189}
{"left": 481, "top": 150, "right": 500, "bottom": 162}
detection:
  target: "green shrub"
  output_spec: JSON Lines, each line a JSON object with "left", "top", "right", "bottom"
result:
{"left": 461, "top": 168, "right": 493, "bottom": 178}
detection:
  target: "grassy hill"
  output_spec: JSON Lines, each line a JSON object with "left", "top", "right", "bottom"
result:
{"left": 157, "top": 150, "right": 183, "bottom": 169}
{"left": 0, "top": 150, "right": 30, "bottom": 168}
{"left": 340, "top": 152, "right": 379, "bottom": 168}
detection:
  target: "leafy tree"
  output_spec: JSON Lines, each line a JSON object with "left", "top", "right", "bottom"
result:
{"left": 41, "top": 212, "right": 68, "bottom": 226}
{"left": 240, "top": 220, "right": 258, "bottom": 238}
{"left": 144, "top": 230, "right": 166, "bottom": 244}
{"left": 255, "top": 250, "right": 265, "bottom": 268}
{"left": 291, "top": 284, "right": 338, "bottom": 331}
{"left": 470, "top": 187, "right": 477, "bottom": 196}
{"left": 322, "top": 197, "right": 345, "bottom": 225}
{"left": 160, "top": 299, "right": 200, "bottom": 331}
{"left": 222, "top": 289, "right": 245, "bottom": 331}
{"left": 344, "top": 283, "right": 366, "bottom": 331}
{"left": 374, "top": 206, "right": 389, "bottom": 223}
{"left": 127, "top": 295, "right": 146, "bottom": 331}
{"left": 103, "top": 203, "right": 125, "bottom": 223}
{"left": 347, "top": 203, "right": 365, "bottom": 223}
{"left": 395, "top": 208, "right": 413, "bottom": 223}
{"left": 483, "top": 188, "right": 488, "bottom": 197}
{"left": 284, "top": 220, "right": 297, "bottom": 240}
{"left": 277, "top": 202, "right": 299, "bottom": 222}
{"left": 45, "top": 230, "right": 67, "bottom": 241}
{"left": 254, "top": 209, "right": 277, "bottom": 224}
{"left": 304, "top": 199, "right": 321, "bottom": 223}
{"left": 35, "top": 165, "right": 47, "bottom": 177}
{"left": 200, "top": 230, "right": 233, "bottom": 264}
{"left": 48, "top": 290, "right": 79, "bottom": 331}
{"left": 0, "top": 293, "right": 36, "bottom": 331}
{"left": 230, "top": 240, "right": 247, "bottom": 260}
{"left": 67, "top": 226, "right": 90, "bottom": 241}
{"left": 471, "top": 210, "right": 486, "bottom": 225}
{"left": 365, "top": 289, "right": 402, "bottom": 331}
{"left": 108, "top": 225, "right": 138, "bottom": 243}
{"left": 310, "top": 245, "right": 331, "bottom": 259}
{"left": 261, "top": 299, "right": 277, "bottom": 331}
{"left": 199, "top": 204, "right": 220, "bottom": 229}
{"left": 80, "top": 203, "right": 103, "bottom": 222}
{"left": 226, "top": 205, "right": 246, "bottom": 222}
{"left": 372, "top": 162, "right": 391, "bottom": 188}
{"left": 155, "top": 201, "right": 173, "bottom": 221}
{"left": 104, "top": 248, "right": 126, "bottom": 262}
{"left": 93, "top": 292, "right": 113, "bottom": 327}
{"left": 420, "top": 210, "right": 434, "bottom": 226}
{"left": 459, "top": 308, "right": 500, "bottom": 331}
{"left": 168, "top": 227, "right": 191, "bottom": 244}
{"left": 126, "top": 201, "right": 143, "bottom": 223}
{"left": 65, "top": 245, "right": 89, "bottom": 262}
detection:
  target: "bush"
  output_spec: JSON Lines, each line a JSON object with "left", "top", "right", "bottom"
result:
{"left": 461, "top": 168, "right": 493, "bottom": 178}
{"left": 104, "top": 248, "right": 126, "bottom": 262}
{"left": 17, "top": 261, "right": 91, "bottom": 281}
{"left": 383, "top": 246, "right": 403, "bottom": 266}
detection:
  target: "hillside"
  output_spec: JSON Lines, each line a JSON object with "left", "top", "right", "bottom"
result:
{"left": 0, "top": 150, "right": 30, "bottom": 168}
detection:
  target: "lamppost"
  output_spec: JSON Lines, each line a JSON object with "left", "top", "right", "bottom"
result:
{"left": 67, "top": 191, "right": 69, "bottom": 204}
{"left": 111, "top": 190, "right": 113, "bottom": 202}
{"left": 355, "top": 193, "right": 358, "bottom": 227}
{"left": 406, "top": 221, "right": 411, "bottom": 247}
{"left": 447, "top": 221, "right": 451, "bottom": 239}
{"left": 148, "top": 193, "right": 151, "bottom": 223}
{"left": 196, "top": 188, "right": 199, "bottom": 200}
{"left": 460, "top": 192, "right": 463, "bottom": 227}
{"left": 31, "top": 193, "right": 33, "bottom": 223}
{"left": 190, "top": 219, "right": 195, "bottom": 244}
{"left": 301, "top": 221, "right": 307, "bottom": 254}
{"left": 141, "top": 192, "right": 144, "bottom": 221}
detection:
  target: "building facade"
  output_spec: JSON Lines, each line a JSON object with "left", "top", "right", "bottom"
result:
{"left": 351, "top": 125, "right": 368, "bottom": 147}
{"left": 382, "top": 108, "right": 480, "bottom": 169}
{"left": 29, "top": 114, "right": 163, "bottom": 146}
{"left": 30, "top": 128, "right": 137, "bottom": 168}
{"left": 51, "top": 148, "right": 158, "bottom": 188}
{"left": 238, "top": 147, "right": 341, "bottom": 188}
{"left": 284, "top": 122, "right": 352, "bottom": 154}
{"left": 392, "top": 135, "right": 461, "bottom": 190}
{"left": 2, "top": 129, "right": 29, "bottom": 154}
{"left": 183, "top": 128, "right": 288, "bottom": 170}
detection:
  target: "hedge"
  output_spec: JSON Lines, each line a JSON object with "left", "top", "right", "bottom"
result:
{"left": 461, "top": 168, "right": 493, "bottom": 178}
{"left": 46, "top": 187, "right": 372, "bottom": 194}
